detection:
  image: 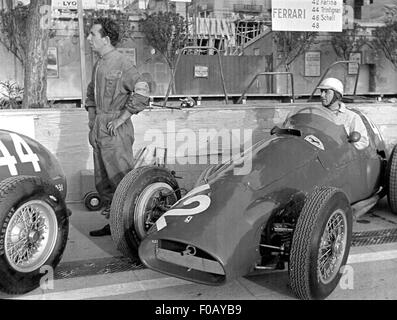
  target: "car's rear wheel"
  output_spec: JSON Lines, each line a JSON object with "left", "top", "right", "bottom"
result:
{"left": 0, "top": 176, "right": 69, "bottom": 294}
{"left": 289, "top": 187, "right": 352, "bottom": 300}
{"left": 110, "top": 166, "right": 181, "bottom": 259}
{"left": 386, "top": 145, "right": 397, "bottom": 214}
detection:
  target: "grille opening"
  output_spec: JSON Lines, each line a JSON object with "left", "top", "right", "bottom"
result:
{"left": 159, "top": 239, "right": 217, "bottom": 261}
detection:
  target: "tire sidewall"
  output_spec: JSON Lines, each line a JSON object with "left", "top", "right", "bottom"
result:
{"left": 111, "top": 167, "right": 180, "bottom": 255}
{"left": 0, "top": 176, "right": 69, "bottom": 294}
{"left": 307, "top": 191, "right": 352, "bottom": 299}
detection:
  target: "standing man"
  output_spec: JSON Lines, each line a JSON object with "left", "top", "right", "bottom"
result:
{"left": 317, "top": 77, "right": 369, "bottom": 150}
{"left": 86, "top": 17, "right": 150, "bottom": 236}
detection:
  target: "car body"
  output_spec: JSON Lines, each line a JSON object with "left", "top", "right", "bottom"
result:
{"left": 0, "top": 129, "right": 67, "bottom": 198}
{"left": 138, "top": 105, "right": 391, "bottom": 299}
{"left": 0, "top": 129, "right": 70, "bottom": 294}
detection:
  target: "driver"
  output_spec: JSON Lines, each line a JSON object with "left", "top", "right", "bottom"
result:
{"left": 317, "top": 77, "right": 369, "bottom": 150}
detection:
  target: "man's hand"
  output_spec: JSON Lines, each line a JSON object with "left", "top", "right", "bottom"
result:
{"left": 87, "top": 106, "right": 96, "bottom": 130}
{"left": 106, "top": 118, "right": 124, "bottom": 136}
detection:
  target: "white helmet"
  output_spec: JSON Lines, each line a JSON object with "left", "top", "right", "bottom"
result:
{"left": 317, "top": 77, "right": 344, "bottom": 96}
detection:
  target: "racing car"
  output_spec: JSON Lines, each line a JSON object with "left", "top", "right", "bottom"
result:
{"left": 0, "top": 129, "right": 70, "bottom": 294}
{"left": 110, "top": 105, "right": 397, "bottom": 300}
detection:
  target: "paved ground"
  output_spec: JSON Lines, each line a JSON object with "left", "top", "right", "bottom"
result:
{"left": 2, "top": 198, "right": 397, "bottom": 301}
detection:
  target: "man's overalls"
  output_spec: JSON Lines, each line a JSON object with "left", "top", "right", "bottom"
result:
{"left": 85, "top": 49, "right": 149, "bottom": 209}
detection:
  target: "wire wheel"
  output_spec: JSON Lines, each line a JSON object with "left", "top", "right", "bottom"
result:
{"left": 134, "top": 182, "right": 178, "bottom": 239}
{"left": 289, "top": 186, "right": 352, "bottom": 300}
{"left": 5, "top": 200, "right": 58, "bottom": 273}
{"left": 317, "top": 209, "right": 347, "bottom": 285}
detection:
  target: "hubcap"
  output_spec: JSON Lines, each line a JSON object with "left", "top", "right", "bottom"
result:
{"left": 90, "top": 197, "right": 99, "bottom": 207}
{"left": 317, "top": 209, "right": 347, "bottom": 284}
{"left": 134, "top": 183, "right": 178, "bottom": 239}
{"left": 5, "top": 200, "right": 58, "bottom": 273}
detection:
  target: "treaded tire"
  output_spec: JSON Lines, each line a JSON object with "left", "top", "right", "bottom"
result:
{"left": 289, "top": 186, "right": 352, "bottom": 300}
{"left": 386, "top": 145, "right": 397, "bottom": 214}
{"left": 0, "top": 175, "right": 69, "bottom": 294}
{"left": 110, "top": 166, "right": 181, "bottom": 259}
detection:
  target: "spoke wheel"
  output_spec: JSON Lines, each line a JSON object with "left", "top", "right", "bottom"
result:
{"left": 0, "top": 176, "right": 69, "bottom": 294}
{"left": 289, "top": 187, "right": 352, "bottom": 300}
{"left": 110, "top": 166, "right": 181, "bottom": 259}
{"left": 5, "top": 200, "right": 58, "bottom": 273}
{"left": 317, "top": 209, "right": 347, "bottom": 285}
{"left": 134, "top": 182, "right": 177, "bottom": 239}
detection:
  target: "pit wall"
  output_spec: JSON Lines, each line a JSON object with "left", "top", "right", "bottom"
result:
{"left": 1, "top": 102, "right": 397, "bottom": 202}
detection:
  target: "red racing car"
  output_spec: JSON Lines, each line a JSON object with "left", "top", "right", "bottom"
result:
{"left": 110, "top": 105, "right": 397, "bottom": 300}
{"left": 0, "top": 129, "right": 70, "bottom": 294}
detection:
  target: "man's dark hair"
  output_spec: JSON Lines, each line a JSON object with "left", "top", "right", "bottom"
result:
{"left": 94, "top": 17, "right": 120, "bottom": 46}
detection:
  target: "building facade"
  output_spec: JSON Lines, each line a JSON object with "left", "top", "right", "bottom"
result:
{"left": 1, "top": 0, "right": 397, "bottom": 101}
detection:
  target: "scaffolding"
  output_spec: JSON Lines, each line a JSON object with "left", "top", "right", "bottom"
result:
{"left": 188, "top": 16, "right": 270, "bottom": 55}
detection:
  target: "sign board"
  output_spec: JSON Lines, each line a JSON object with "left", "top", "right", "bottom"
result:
{"left": 305, "top": 51, "right": 321, "bottom": 77}
{"left": 271, "top": 0, "right": 343, "bottom": 32}
{"left": 52, "top": 0, "right": 129, "bottom": 10}
{"left": 52, "top": 0, "right": 97, "bottom": 9}
{"left": 194, "top": 65, "right": 209, "bottom": 78}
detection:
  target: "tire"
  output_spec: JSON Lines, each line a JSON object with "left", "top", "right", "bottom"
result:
{"left": 386, "top": 145, "right": 397, "bottom": 214}
{"left": 84, "top": 191, "right": 103, "bottom": 211}
{"left": 289, "top": 187, "right": 352, "bottom": 300}
{"left": 110, "top": 166, "right": 181, "bottom": 259}
{"left": 0, "top": 175, "right": 69, "bottom": 294}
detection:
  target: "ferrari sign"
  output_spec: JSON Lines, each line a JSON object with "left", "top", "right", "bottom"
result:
{"left": 271, "top": 0, "right": 343, "bottom": 32}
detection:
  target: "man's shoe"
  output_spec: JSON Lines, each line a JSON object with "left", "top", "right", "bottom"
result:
{"left": 89, "top": 224, "right": 111, "bottom": 237}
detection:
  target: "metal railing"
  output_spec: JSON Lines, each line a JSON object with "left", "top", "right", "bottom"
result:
{"left": 163, "top": 46, "right": 229, "bottom": 107}
{"left": 308, "top": 60, "right": 361, "bottom": 102}
{"left": 236, "top": 71, "right": 295, "bottom": 104}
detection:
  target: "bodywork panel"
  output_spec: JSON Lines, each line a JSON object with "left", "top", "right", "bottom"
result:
{"left": 139, "top": 105, "right": 387, "bottom": 286}
{"left": 0, "top": 129, "right": 67, "bottom": 199}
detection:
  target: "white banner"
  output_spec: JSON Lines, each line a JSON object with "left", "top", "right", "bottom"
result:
{"left": 52, "top": 0, "right": 96, "bottom": 9}
{"left": 271, "top": 0, "right": 343, "bottom": 32}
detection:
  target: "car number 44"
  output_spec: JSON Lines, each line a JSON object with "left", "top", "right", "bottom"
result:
{"left": 0, "top": 133, "right": 41, "bottom": 176}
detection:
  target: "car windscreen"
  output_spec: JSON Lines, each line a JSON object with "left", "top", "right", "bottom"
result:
{"left": 282, "top": 106, "right": 347, "bottom": 141}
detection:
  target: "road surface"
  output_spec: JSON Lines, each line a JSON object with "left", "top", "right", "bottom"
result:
{"left": 2, "top": 198, "right": 397, "bottom": 301}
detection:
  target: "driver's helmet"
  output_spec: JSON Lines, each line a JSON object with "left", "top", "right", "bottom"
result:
{"left": 317, "top": 77, "right": 344, "bottom": 96}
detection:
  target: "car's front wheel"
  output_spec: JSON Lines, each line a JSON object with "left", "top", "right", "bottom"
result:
{"left": 110, "top": 166, "right": 181, "bottom": 259}
{"left": 0, "top": 176, "right": 69, "bottom": 294}
{"left": 289, "top": 187, "right": 352, "bottom": 300}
